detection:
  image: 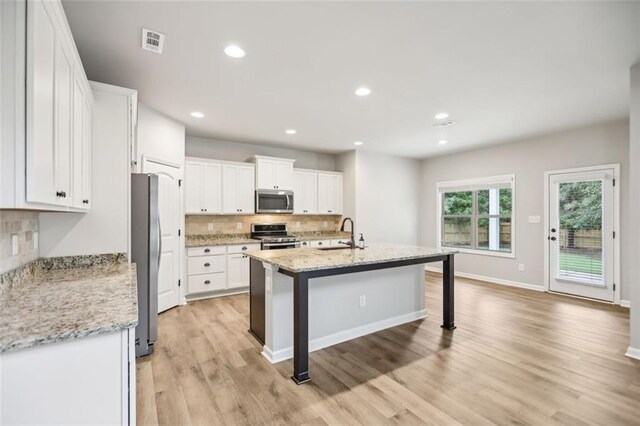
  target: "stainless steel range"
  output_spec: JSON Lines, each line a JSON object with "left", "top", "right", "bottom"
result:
{"left": 251, "top": 223, "right": 301, "bottom": 250}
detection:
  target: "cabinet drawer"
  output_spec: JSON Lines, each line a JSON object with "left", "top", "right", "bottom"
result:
{"left": 309, "top": 240, "right": 331, "bottom": 248}
{"left": 227, "top": 243, "right": 260, "bottom": 254}
{"left": 187, "top": 246, "right": 226, "bottom": 257}
{"left": 188, "top": 273, "right": 226, "bottom": 294}
{"left": 188, "top": 255, "right": 225, "bottom": 275}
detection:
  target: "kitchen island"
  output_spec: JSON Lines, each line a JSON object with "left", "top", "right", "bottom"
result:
{"left": 247, "top": 244, "right": 456, "bottom": 384}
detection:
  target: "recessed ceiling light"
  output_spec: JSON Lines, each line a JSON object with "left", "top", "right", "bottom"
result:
{"left": 285, "top": 129, "right": 297, "bottom": 135}
{"left": 190, "top": 111, "right": 204, "bottom": 118}
{"left": 353, "top": 141, "right": 363, "bottom": 146}
{"left": 438, "top": 139, "right": 448, "bottom": 145}
{"left": 224, "top": 45, "right": 245, "bottom": 58}
{"left": 435, "top": 112, "right": 449, "bottom": 120}
{"left": 355, "top": 87, "right": 372, "bottom": 96}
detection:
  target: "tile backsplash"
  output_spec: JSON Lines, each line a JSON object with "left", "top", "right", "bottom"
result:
{"left": 0, "top": 210, "right": 39, "bottom": 274}
{"left": 186, "top": 214, "right": 342, "bottom": 236}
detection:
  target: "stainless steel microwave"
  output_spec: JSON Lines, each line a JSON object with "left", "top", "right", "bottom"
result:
{"left": 255, "top": 189, "right": 294, "bottom": 214}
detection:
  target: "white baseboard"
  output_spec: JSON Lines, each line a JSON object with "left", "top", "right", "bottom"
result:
{"left": 185, "top": 287, "right": 248, "bottom": 303}
{"left": 620, "top": 300, "right": 631, "bottom": 308}
{"left": 424, "top": 266, "right": 544, "bottom": 292}
{"left": 261, "top": 309, "right": 428, "bottom": 364}
{"left": 626, "top": 346, "right": 640, "bottom": 360}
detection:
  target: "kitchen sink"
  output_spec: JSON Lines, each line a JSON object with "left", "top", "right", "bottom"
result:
{"left": 315, "top": 246, "right": 354, "bottom": 251}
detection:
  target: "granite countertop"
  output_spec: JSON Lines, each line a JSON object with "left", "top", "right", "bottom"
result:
{"left": 186, "top": 232, "right": 351, "bottom": 247}
{"left": 186, "top": 234, "right": 257, "bottom": 247}
{"left": 246, "top": 243, "right": 458, "bottom": 273}
{"left": 296, "top": 231, "right": 351, "bottom": 241}
{"left": 0, "top": 261, "right": 138, "bottom": 354}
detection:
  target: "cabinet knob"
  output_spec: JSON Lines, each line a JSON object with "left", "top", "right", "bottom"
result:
{"left": 318, "top": 242, "right": 323, "bottom": 245}
{"left": 204, "top": 262, "right": 211, "bottom": 267}
{"left": 204, "top": 248, "right": 211, "bottom": 253}
{"left": 204, "top": 280, "right": 211, "bottom": 285}
{"left": 242, "top": 246, "right": 247, "bottom": 250}
{"left": 56, "top": 191, "right": 63, "bottom": 197}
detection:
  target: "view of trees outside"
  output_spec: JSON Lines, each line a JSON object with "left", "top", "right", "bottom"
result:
{"left": 558, "top": 181, "right": 603, "bottom": 278}
{"left": 442, "top": 188, "right": 512, "bottom": 251}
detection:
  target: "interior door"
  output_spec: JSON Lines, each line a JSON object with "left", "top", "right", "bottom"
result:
{"left": 143, "top": 159, "right": 182, "bottom": 313}
{"left": 548, "top": 169, "right": 615, "bottom": 301}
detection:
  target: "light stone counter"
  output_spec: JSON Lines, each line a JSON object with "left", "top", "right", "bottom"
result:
{"left": 0, "top": 261, "right": 137, "bottom": 353}
{"left": 246, "top": 243, "right": 457, "bottom": 273}
{"left": 185, "top": 234, "right": 257, "bottom": 247}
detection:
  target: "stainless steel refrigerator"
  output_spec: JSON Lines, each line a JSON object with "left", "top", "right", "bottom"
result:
{"left": 131, "top": 173, "right": 160, "bottom": 357}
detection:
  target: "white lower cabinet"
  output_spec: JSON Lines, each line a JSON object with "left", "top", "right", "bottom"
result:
{"left": 0, "top": 328, "right": 135, "bottom": 425}
{"left": 187, "top": 243, "right": 260, "bottom": 296}
{"left": 310, "top": 240, "right": 331, "bottom": 248}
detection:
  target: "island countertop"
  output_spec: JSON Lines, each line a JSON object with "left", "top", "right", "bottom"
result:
{"left": 245, "top": 243, "right": 457, "bottom": 273}
{"left": 0, "top": 261, "right": 138, "bottom": 354}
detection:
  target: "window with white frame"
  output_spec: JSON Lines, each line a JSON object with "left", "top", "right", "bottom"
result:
{"left": 438, "top": 175, "right": 515, "bottom": 256}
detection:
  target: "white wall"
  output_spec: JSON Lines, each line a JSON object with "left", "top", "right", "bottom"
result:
{"left": 419, "top": 119, "right": 630, "bottom": 299}
{"left": 335, "top": 150, "right": 421, "bottom": 245}
{"left": 186, "top": 136, "right": 336, "bottom": 171}
{"left": 136, "top": 104, "right": 185, "bottom": 169}
{"left": 39, "top": 84, "right": 135, "bottom": 257}
{"left": 629, "top": 64, "right": 640, "bottom": 357}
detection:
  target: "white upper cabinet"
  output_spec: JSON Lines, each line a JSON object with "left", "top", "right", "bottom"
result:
{"left": 254, "top": 156, "right": 295, "bottom": 190}
{"left": 223, "top": 164, "right": 255, "bottom": 214}
{"left": 186, "top": 160, "right": 223, "bottom": 214}
{"left": 185, "top": 161, "right": 203, "bottom": 214}
{"left": 318, "top": 172, "right": 343, "bottom": 215}
{"left": 6, "top": 0, "right": 93, "bottom": 211}
{"left": 25, "top": 0, "right": 57, "bottom": 205}
{"left": 293, "top": 170, "right": 318, "bottom": 214}
{"left": 202, "top": 163, "right": 223, "bottom": 213}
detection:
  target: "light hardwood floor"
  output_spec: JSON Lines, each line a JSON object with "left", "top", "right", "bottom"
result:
{"left": 137, "top": 274, "right": 640, "bottom": 425}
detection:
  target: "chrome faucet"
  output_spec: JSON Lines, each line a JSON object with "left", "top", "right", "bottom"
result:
{"left": 339, "top": 217, "right": 356, "bottom": 248}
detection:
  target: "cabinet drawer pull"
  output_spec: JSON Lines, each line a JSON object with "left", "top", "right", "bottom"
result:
{"left": 204, "top": 280, "right": 211, "bottom": 285}
{"left": 204, "top": 262, "right": 211, "bottom": 267}
{"left": 204, "top": 248, "right": 211, "bottom": 253}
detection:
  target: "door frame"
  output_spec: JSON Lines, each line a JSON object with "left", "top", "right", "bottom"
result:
{"left": 543, "top": 163, "right": 620, "bottom": 304}
{"left": 142, "top": 155, "right": 186, "bottom": 306}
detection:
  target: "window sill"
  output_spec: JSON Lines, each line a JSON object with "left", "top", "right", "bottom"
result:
{"left": 441, "top": 246, "right": 516, "bottom": 259}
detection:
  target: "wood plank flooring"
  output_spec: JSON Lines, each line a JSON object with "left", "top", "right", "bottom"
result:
{"left": 137, "top": 274, "right": 640, "bottom": 425}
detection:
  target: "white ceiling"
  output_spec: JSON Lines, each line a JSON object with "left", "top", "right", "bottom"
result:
{"left": 62, "top": 1, "right": 640, "bottom": 159}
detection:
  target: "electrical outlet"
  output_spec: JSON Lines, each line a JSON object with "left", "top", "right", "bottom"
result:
{"left": 323, "top": 221, "right": 328, "bottom": 228}
{"left": 359, "top": 295, "right": 366, "bottom": 308}
{"left": 207, "top": 223, "right": 214, "bottom": 231}
{"left": 33, "top": 232, "right": 39, "bottom": 250}
{"left": 236, "top": 222, "right": 242, "bottom": 230}
{"left": 518, "top": 263, "right": 525, "bottom": 272}
{"left": 296, "top": 221, "right": 301, "bottom": 228}
{"left": 11, "top": 234, "right": 18, "bottom": 256}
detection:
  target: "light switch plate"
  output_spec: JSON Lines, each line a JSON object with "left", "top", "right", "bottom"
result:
{"left": 518, "top": 263, "right": 525, "bottom": 272}
{"left": 528, "top": 215, "right": 541, "bottom": 224}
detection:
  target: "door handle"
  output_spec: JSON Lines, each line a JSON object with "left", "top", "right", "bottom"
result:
{"left": 551, "top": 228, "right": 557, "bottom": 233}
{"left": 549, "top": 236, "right": 557, "bottom": 241}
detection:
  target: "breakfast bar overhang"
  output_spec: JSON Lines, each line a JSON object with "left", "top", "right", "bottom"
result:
{"left": 247, "top": 244, "right": 457, "bottom": 385}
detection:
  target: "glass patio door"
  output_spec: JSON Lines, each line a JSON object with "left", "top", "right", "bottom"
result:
{"left": 548, "top": 169, "right": 614, "bottom": 301}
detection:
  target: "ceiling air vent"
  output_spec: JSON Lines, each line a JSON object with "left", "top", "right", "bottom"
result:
{"left": 433, "top": 120, "right": 457, "bottom": 128}
{"left": 141, "top": 28, "right": 165, "bottom": 54}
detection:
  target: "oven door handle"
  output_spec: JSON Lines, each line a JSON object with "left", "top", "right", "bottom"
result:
{"left": 286, "top": 194, "right": 291, "bottom": 211}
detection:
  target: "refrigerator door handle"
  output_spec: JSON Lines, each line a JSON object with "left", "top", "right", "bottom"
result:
{"left": 157, "top": 215, "right": 162, "bottom": 268}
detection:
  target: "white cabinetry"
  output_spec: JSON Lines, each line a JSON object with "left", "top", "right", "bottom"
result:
{"left": 187, "top": 243, "right": 260, "bottom": 297}
{"left": 223, "top": 164, "right": 255, "bottom": 214}
{"left": 318, "top": 172, "right": 343, "bottom": 215}
{"left": 0, "top": 329, "right": 135, "bottom": 425}
{"left": 185, "top": 160, "right": 222, "bottom": 214}
{"left": 254, "top": 156, "right": 295, "bottom": 190}
{"left": 2, "top": 0, "right": 93, "bottom": 211}
{"left": 293, "top": 170, "right": 318, "bottom": 214}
